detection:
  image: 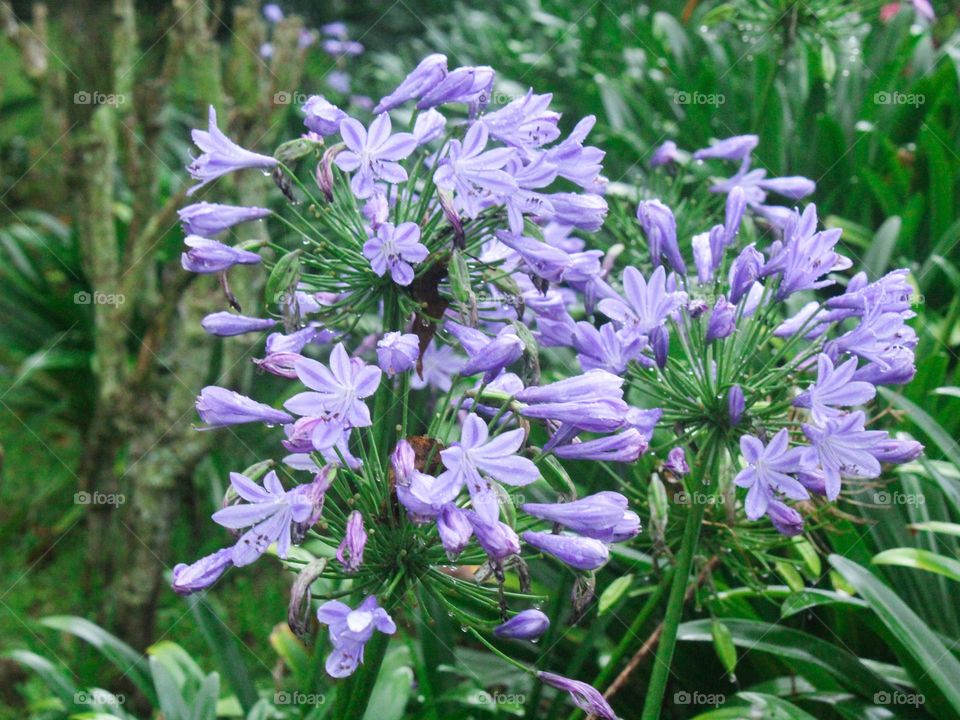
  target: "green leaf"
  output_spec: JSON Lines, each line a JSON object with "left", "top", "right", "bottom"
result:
{"left": 598, "top": 574, "right": 633, "bottom": 616}
{"left": 361, "top": 644, "right": 413, "bottom": 720}
{"left": 863, "top": 215, "right": 900, "bottom": 278}
{"left": 710, "top": 618, "right": 737, "bottom": 677}
{"left": 39, "top": 616, "right": 155, "bottom": 705}
{"left": 265, "top": 250, "right": 302, "bottom": 304}
{"left": 872, "top": 547, "right": 960, "bottom": 583}
{"left": 909, "top": 520, "right": 960, "bottom": 537}
{"left": 150, "top": 655, "right": 191, "bottom": 720}
{"left": 830, "top": 555, "right": 960, "bottom": 715}
{"left": 3, "top": 649, "right": 78, "bottom": 708}
{"left": 190, "top": 673, "right": 220, "bottom": 720}
{"left": 269, "top": 624, "right": 311, "bottom": 688}
{"left": 780, "top": 589, "right": 866, "bottom": 619}
{"left": 879, "top": 388, "right": 960, "bottom": 468}
{"left": 187, "top": 596, "right": 258, "bottom": 713}
{"left": 677, "top": 618, "right": 894, "bottom": 699}
{"left": 774, "top": 560, "right": 804, "bottom": 593}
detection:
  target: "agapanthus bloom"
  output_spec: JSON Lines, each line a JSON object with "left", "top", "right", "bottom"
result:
{"left": 181, "top": 236, "right": 262, "bottom": 273}
{"left": 196, "top": 386, "right": 293, "bottom": 428}
{"left": 335, "top": 113, "right": 417, "bottom": 198}
{"left": 284, "top": 344, "right": 382, "bottom": 449}
{"left": 187, "top": 106, "right": 277, "bottom": 195}
{"left": 316, "top": 596, "right": 396, "bottom": 678}
{"left": 362, "top": 221, "right": 428, "bottom": 285}
{"left": 178, "top": 202, "right": 270, "bottom": 236}
{"left": 212, "top": 471, "right": 312, "bottom": 565}
{"left": 433, "top": 414, "right": 539, "bottom": 523}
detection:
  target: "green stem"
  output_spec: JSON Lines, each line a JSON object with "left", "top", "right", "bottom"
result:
{"left": 592, "top": 569, "right": 673, "bottom": 693}
{"left": 639, "top": 491, "right": 706, "bottom": 720}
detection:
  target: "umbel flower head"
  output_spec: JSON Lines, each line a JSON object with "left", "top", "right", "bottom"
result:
{"left": 170, "top": 53, "right": 637, "bottom": 717}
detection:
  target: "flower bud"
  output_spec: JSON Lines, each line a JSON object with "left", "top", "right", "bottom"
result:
{"left": 437, "top": 503, "right": 472, "bottom": 559}
{"left": 288, "top": 558, "right": 327, "bottom": 638}
{"left": 201, "top": 312, "right": 277, "bottom": 337}
{"left": 172, "top": 548, "right": 234, "bottom": 595}
{"left": 664, "top": 447, "right": 689, "bottom": 477}
{"left": 336, "top": 511, "right": 367, "bottom": 573}
{"left": 494, "top": 608, "right": 550, "bottom": 640}
{"left": 728, "top": 384, "right": 745, "bottom": 426}
{"left": 521, "top": 531, "right": 609, "bottom": 571}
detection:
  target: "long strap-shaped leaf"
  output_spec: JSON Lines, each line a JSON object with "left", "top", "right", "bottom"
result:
{"left": 830, "top": 555, "right": 960, "bottom": 716}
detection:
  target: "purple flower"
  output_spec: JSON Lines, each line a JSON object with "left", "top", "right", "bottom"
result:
{"left": 263, "top": 4, "right": 283, "bottom": 23}
{"left": 553, "top": 429, "right": 647, "bottom": 463}
{"left": 447, "top": 322, "right": 525, "bottom": 383}
{"left": 827, "top": 270, "right": 914, "bottom": 319}
{"left": 727, "top": 245, "right": 763, "bottom": 304}
{"left": 266, "top": 322, "right": 332, "bottom": 354}
{"left": 728, "top": 385, "right": 745, "bottom": 425}
{"left": 544, "top": 115, "right": 605, "bottom": 190}
{"left": 692, "top": 232, "right": 714, "bottom": 284}
{"left": 212, "top": 471, "right": 312, "bottom": 565}
{"left": 410, "top": 342, "right": 464, "bottom": 392}
{"left": 758, "top": 176, "right": 816, "bottom": 200}
{"left": 317, "top": 596, "right": 396, "bottom": 678}
{"left": 482, "top": 90, "right": 560, "bottom": 150}
{"left": 374, "top": 54, "right": 448, "bottom": 114}
{"left": 496, "top": 231, "right": 569, "bottom": 280}
{"left": 323, "top": 39, "right": 364, "bottom": 56}
{"left": 413, "top": 108, "right": 446, "bottom": 145}
{"left": 610, "top": 511, "right": 641, "bottom": 542}
{"left": 694, "top": 134, "right": 758, "bottom": 163}
{"left": 172, "top": 548, "right": 234, "bottom": 595}
{"left": 494, "top": 609, "right": 550, "bottom": 640}
{"left": 437, "top": 503, "right": 472, "bottom": 558}
{"left": 872, "top": 437, "right": 923, "bottom": 464}
{"left": 201, "top": 312, "right": 276, "bottom": 337}
{"left": 522, "top": 531, "right": 609, "bottom": 570}
{"left": 362, "top": 221, "right": 428, "bottom": 286}
{"left": 417, "top": 65, "right": 494, "bottom": 111}
{"left": 502, "top": 157, "right": 558, "bottom": 234}
{"left": 337, "top": 511, "right": 367, "bottom": 572}
{"left": 516, "top": 370, "right": 629, "bottom": 434}
{"left": 284, "top": 344, "right": 382, "bottom": 448}
{"left": 598, "top": 266, "right": 688, "bottom": 340}
{"left": 434, "top": 122, "right": 517, "bottom": 218}
{"left": 322, "top": 21, "right": 348, "bottom": 39}
{"left": 625, "top": 407, "right": 662, "bottom": 437}
{"left": 650, "top": 140, "right": 681, "bottom": 167}
{"left": 335, "top": 113, "right": 417, "bottom": 198}
{"left": 196, "top": 386, "right": 293, "bottom": 428}
{"left": 187, "top": 107, "right": 278, "bottom": 195}
{"left": 466, "top": 511, "right": 521, "bottom": 560}
{"left": 538, "top": 672, "right": 618, "bottom": 720}
{"left": 181, "top": 236, "right": 262, "bottom": 274}
{"left": 735, "top": 430, "right": 810, "bottom": 519}
{"left": 377, "top": 332, "right": 420, "bottom": 376}
{"left": 573, "top": 322, "right": 645, "bottom": 375}
{"left": 521, "top": 492, "right": 632, "bottom": 541}
{"left": 434, "top": 413, "right": 539, "bottom": 523}
{"left": 178, "top": 202, "right": 270, "bottom": 236}
{"left": 637, "top": 199, "right": 686, "bottom": 275}
{"left": 664, "top": 447, "right": 689, "bottom": 476}
{"left": 302, "top": 95, "right": 346, "bottom": 136}
{"left": 802, "top": 412, "right": 886, "bottom": 500}
{"left": 793, "top": 354, "right": 876, "bottom": 424}
{"left": 826, "top": 303, "right": 917, "bottom": 384}
{"left": 547, "top": 193, "right": 608, "bottom": 232}
{"left": 763, "top": 205, "right": 851, "bottom": 299}
{"left": 705, "top": 296, "right": 736, "bottom": 342}
{"left": 767, "top": 499, "right": 804, "bottom": 536}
